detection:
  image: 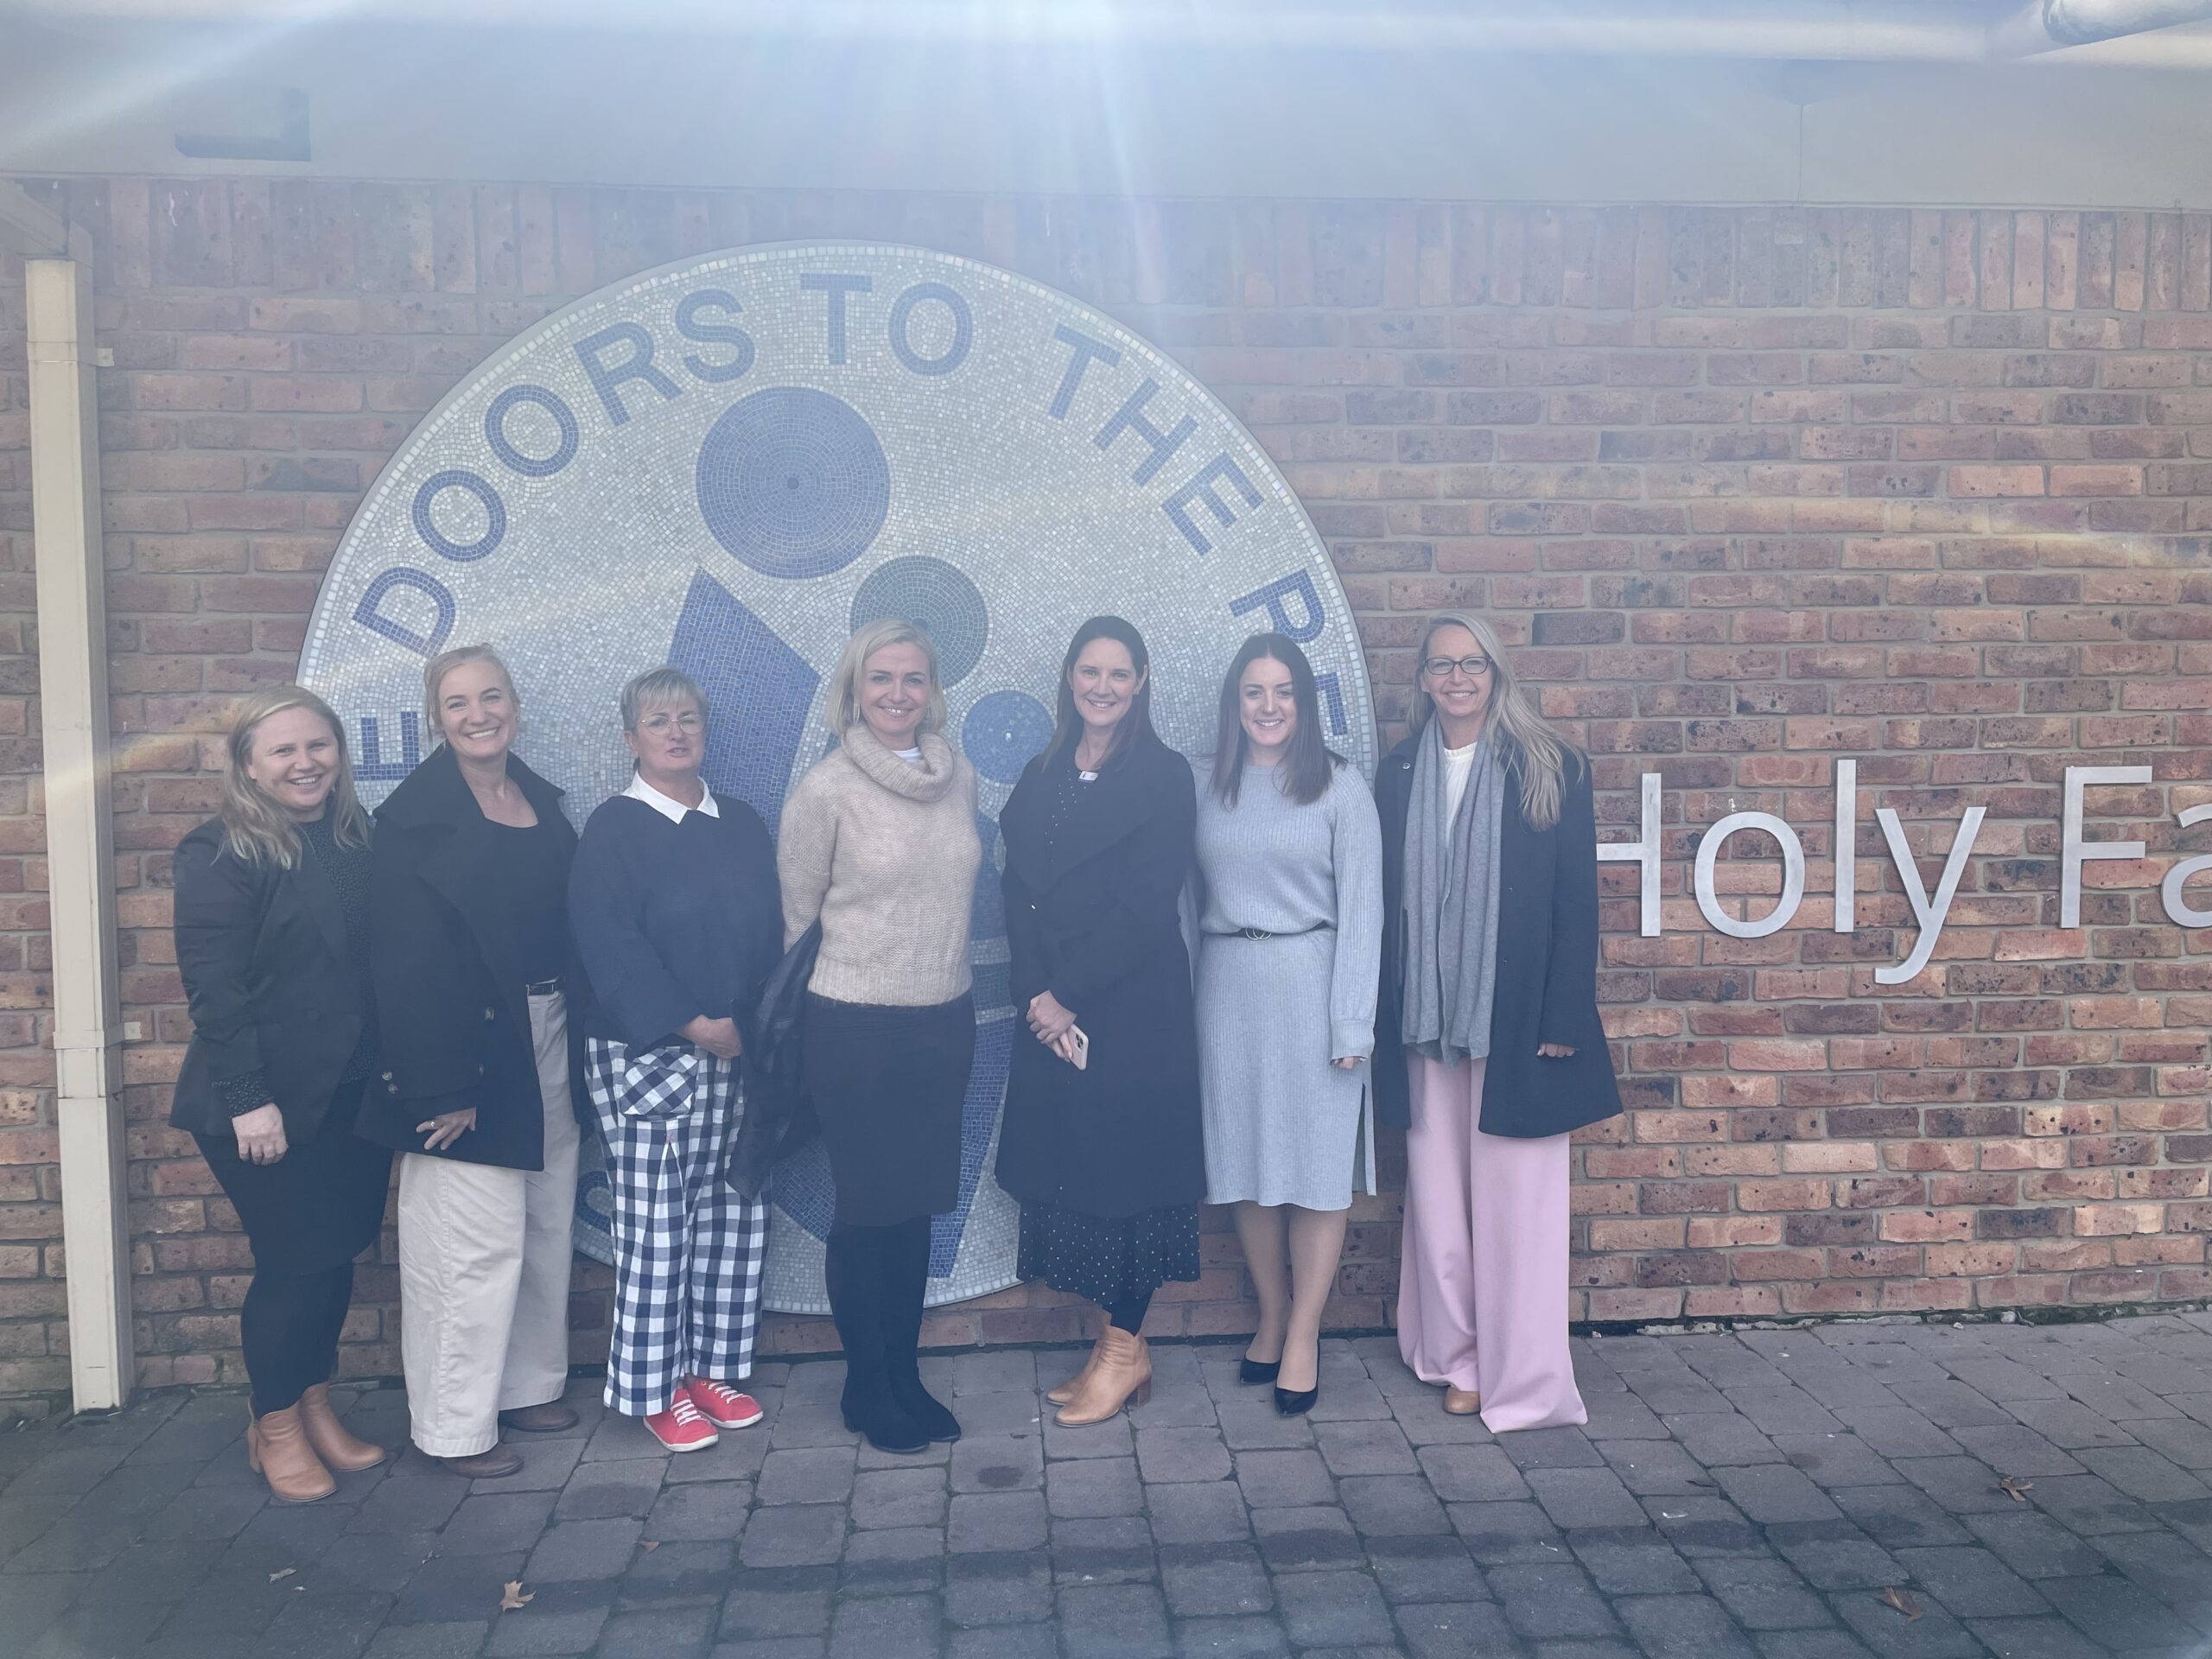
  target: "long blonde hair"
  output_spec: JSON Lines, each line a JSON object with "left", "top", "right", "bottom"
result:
{"left": 825, "top": 620, "right": 947, "bottom": 737}
{"left": 423, "top": 643, "right": 518, "bottom": 747}
{"left": 218, "top": 684, "right": 372, "bottom": 868}
{"left": 1414, "top": 611, "right": 1575, "bottom": 832}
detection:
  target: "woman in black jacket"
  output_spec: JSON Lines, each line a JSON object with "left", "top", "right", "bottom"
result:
{"left": 1373, "top": 612, "right": 1622, "bottom": 1433}
{"left": 997, "top": 616, "right": 1205, "bottom": 1426}
{"left": 362, "top": 645, "right": 590, "bottom": 1478}
{"left": 173, "top": 684, "right": 394, "bottom": 1503}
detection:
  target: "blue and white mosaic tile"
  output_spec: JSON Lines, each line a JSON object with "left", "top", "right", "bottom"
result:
{"left": 298, "top": 242, "right": 1376, "bottom": 1313}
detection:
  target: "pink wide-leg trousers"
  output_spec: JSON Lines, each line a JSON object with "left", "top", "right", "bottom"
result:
{"left": 1396, "top": 1052, "right": 1586, "bottom": 1433}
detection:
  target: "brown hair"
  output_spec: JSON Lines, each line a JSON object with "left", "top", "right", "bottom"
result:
{"left": 1209, "top": 633, "right": 1342, "bottom": 807}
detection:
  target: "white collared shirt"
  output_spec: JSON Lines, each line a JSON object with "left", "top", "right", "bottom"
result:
{"left": 623, "top": 772, "right": 720, "bottom": 824}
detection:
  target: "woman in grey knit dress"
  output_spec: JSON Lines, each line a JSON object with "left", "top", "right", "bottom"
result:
{"left": 1194, "top": 634, "right": 1382, "bottom": 1415}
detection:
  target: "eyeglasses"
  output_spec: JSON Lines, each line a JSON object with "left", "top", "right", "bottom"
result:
{"left": 1421, "top": 655, "right": 1493, "bottom": 681}
{"left": 639, "top": 712, "right": 703, "bottom": 735}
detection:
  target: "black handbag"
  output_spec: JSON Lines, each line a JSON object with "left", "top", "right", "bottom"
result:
{"left": 723, "top": 921, "right": 822, "bottom": 1198}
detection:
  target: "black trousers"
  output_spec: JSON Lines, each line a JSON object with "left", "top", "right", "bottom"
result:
{"left": 241, "top": 1262, "right": 354, "bottom": 1415}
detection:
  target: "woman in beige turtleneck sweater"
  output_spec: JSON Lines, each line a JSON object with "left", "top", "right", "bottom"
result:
{"left": 778, "top": 620, "right": 980, "bottom": 1455}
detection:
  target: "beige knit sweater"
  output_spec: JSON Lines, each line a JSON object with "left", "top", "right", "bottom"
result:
{"left": 778, "top": 725, "right": 981, "bottom": 1007}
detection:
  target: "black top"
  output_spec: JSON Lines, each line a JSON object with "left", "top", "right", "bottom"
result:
{"left": 216, "top": 812, "right": 379, "bottom": 1115}
{"left": 568, "top": 791, "right": 782, "bottom": 1050}
{"left": 170, "top": 817, "right": 375, "bottom": 1145}
{"left": 1370, "top": 730, "right": 1624, "bottom": 1140}
{"left": 493, "top": 817, "right": 574, "bottom": 986}
{"left": 994, "top": 737, "right": 1206, "bottom": 1219}
{"left": 358, "top": 744, "right": 591, "bottom": 1172}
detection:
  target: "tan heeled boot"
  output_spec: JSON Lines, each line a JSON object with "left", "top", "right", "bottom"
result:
{"left": 1055, "top": 1325, "right": 1152, "bottom": 1426}
{"left": 246, "top": 1405, "right": 337, "bottom": 1503}
{"left": 1048, "top": 1332, "right": 1108, "bottom": 1406}
{"left": 298, "top": 1383, "right": 388, "bottom": 1471}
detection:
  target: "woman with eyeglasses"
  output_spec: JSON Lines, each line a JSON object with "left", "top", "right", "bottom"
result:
{"left": 569, "top": 668, "right": 781, "bottom": 1451}
{"left": 1372, "top": 612, "right": 1622, "bottom": 1433}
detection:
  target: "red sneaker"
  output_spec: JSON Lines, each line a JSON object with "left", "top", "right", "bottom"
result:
{"left": 683, "top": 1377, "right": 764, "bottom": 1430}
{"left": 642, "top": 1392, "right": 719, "bottom": 1452}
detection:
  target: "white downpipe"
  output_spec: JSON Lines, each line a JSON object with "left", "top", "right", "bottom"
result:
{"left": 26, "top": 254, "right": 133, "bottom": 1414}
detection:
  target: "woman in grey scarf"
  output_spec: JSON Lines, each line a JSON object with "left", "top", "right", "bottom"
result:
{"left": 1370, "top": 613, "right": 1623, "bottom": 1433}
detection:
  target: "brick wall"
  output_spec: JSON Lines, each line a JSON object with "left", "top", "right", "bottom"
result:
{"left": 1, "top": 179, "right": 2207, "bottom": 1396}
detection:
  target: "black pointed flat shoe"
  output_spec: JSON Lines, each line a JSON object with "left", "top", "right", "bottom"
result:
{"left": 1274, "top": 1382, "right": 1319, "bottom": 1416}
{"left": 1239, "top": 1357, "right": 1281, "bottom": 1386}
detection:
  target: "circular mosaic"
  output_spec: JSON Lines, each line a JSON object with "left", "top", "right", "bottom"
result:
{"left": 296, "top": 241, "right": 1376, "bottom": 1314}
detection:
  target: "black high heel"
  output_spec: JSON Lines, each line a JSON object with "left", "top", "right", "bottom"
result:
{"left": 1239, "top": 1357, "right": 1281, "bottom": 1386}
{"left": 1274, "top": 1381, "right": 1319, "bottom": 1416}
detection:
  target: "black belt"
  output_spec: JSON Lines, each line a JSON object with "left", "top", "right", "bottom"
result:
{"left": 524, "top": 977, "right": 563, "bottom": 996}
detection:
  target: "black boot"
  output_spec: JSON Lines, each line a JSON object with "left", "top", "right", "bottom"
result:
{"left": 880, "top": 1217, "right": 960, "bottom": 1444}
{"left": 825, "top": 1227, "right": 928, "bottom": 1455}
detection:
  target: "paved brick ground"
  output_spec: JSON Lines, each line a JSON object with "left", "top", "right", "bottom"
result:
{"left": 9, "top": 1313, "right": 2212, "bottom": 1657}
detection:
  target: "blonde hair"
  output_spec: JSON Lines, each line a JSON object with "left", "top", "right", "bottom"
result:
{"left": 423, "top": 643, "right": 518, "bottom": 746}
{"left": 825, "top": 620, "right": 947, "bottom": 737}
{"left": 1414, "top": 611, "right": 1575, "bottom": 832}
{"left": 218, "top": 684, "right": 372, "bottom": 869}
{"left": 621, "top": 666, "right": 708, "bottom": 734}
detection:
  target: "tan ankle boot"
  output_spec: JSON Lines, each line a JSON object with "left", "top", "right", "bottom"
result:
{"left": 1047, "top": 1333, "right": 1107, "bottom": 1406}
{"left": 297, "top": 1383, "right": 387, "bottom": 1471}
{"left": 247, "top": 1405, "right": 336, "bottom": 1503}
{"left": 1055, "top": 1325, "right": 1152, "bottom": 1426}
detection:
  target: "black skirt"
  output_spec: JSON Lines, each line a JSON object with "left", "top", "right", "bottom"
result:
{"left": 804, "top": 992, "right": 973, "bottom": 1227}
{"left": 192, "top": 1081, "right": 394, "bottom": 1273}
{"left": 1018, "top": 1200, "right": 1201, "bottom": 1309}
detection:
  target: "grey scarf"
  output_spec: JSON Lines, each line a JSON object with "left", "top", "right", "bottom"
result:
{"left": 1401, "top": 719, "right": 1505, "bottom": 1065}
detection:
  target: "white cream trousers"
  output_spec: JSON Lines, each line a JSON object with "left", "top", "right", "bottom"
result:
{"left": 397, "top": 990, "right": 579, "bottom": 1459}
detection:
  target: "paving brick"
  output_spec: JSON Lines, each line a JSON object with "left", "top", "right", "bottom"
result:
{"left": 2005, "top": 1399, "right": 2140, "bottom": 1450}
{"left": 1418, "top": 1442, "right": 1531, "bottom": 1503}
{"left": 1050, "top": 1516, "right": 1157, "bottom": 1585}
{"left": 948, "top": 1491, "right": 1046, "bottom": 1554}
{"left": 1889, "top": 1455, "right": 2020, "bottom": 1516}
{"left": 524, "top": 1517, "right": 642, "bottom": 1581}
{"left": 944, "top": 1626, "right": 1052, "bottom": 1659}
{"left": 595, "top": 1606, "right": 717, "bottom": 1659}
{"left": 1251, "top": 1504, "right": 1364, "bottom": 1571}
{"left": 1661, "top": 1413, "right": 1783, "bottom": 1468}
{"left": 756, "top": 1449, "right": 856, "bottom": 1508}
{"left": 1692, "top": 1554, "right": 1834, "bottom": 1630}
{"left": 1215, "top": 1402, "right": 1317, "bottom": 1452}
{"left": 716, "top": 1565, "right": 836, "bottom": 1638}
{"left": 825, "top": 1591, "right": 939, "bottom": 1659}
{"left": 1143, "top": 1478, "right": 1250, "bottom": 1544}
{"left": 1046, "top": 1455, "right": 1143, "bottom": 1519}
{"left": 1056, "top": 1582, "right": 1173, "bottom": 1659}
{"left": 1565, "top": 1524, "right": 1701, "bottom": 1595}
{"left": 1598, "top": 1438, "right": 1718, "bottom": 1496}
{"left": 1272, "top": 1568, "right": 1395, "bottom": 1647}
{"left": 442, "top": 1491, "right": 556, "bottom": 1555}
{"left": 1827, "top": 1589, "right": 1982, "bottom": 1659}
{"left": 391, "top": 1548, "right": 526, "bottom": 1623}
{"left": 2022, "top": 1471, "right": 2164, "bottom": 1535}
{"left": 1168, "top": 1613, "right": 1290, "bottom": 1656}
{"left": 1338, "top": 1472, "right": 1452, "bottom": 1536}
{"left": 1158, "top": 1541, "right": 1273, "bottom": 1618}
{"left": 1643, "top": 1496, "right": 1768, "bottom": 1560}
{"left": 1524, "top": 1466, "right": 1650, "bottom": 1529}
{"left": 1763, "top": 1520, "right": 1905, "bottom": 1591}
{"left": 1613, "top": 1592, "right": 1761, "bottom": 1657}
{"left": 1489, "top": 1560, "right": 1625, "bottom": 1641}
{"left": 621, "top": 1538, "right": 738, "bottom": 1609}
{"left": 1497, "top": 1427, "right": 1605, "bottom": 1470}
{"left": 837, "top": 1527, "right": 943, "bottom": 1596}
{"left": 1312, "top": 1420, "right": 1419, "bottom": 1476}
{"left": 1710, "top": 1463, "right": 1844, "bottom": 1525}
{"left": 849, "top": 1467, "right": 947, "bottom": 1530}
{"left": 1392, "top": 1599, "right": 1522, "bottom": 1659}
{"left": 737, "top": 1505, "right": 846, "bottom": 1568}
{"left": 949, "top": 1432, "right": 1043, "bottom": 1494}
{"left": 2073, "top": 1444, "right": 2212, "bottom": 1503}
{"left": 944, "top": 1551, "right": 1052, "bottom": 1627}
{"left": 1133, "top": 1425, "right": 1231, "bottom": 1484}
{"left": 1893, "top": 1544, "right": 2050, "bottom": 1618}
{"left": 481, "top": 1578, "right": 616, "bottom": 1656}
{"left": 1824, "top": 1484, "right": 1971, "bottom": 1550}
{"left": 645, "top": 1479, "right": 753, "bottom": 1541}
{"left": 1955, "top": 1618, "right": 2106, "bottom": 1659}
{"left": 1363, "top": 1534, "right": 1484, "bottom": 1605}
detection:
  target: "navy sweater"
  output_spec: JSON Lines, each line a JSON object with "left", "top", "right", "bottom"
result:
{"left": 569, "top": 791, "right": 782, "bottom": 1050}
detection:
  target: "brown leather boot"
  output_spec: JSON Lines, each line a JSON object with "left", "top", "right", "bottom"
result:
{"left": 246, "top": 1405, "right": 337, "bottom": 1503}
{"left": 1047, "top": 1332, "right": 1107, "bottom": 1406}
{"left": 1055, "top": 1325, "right": 1152, "bottom": 1427}
{"left": 297, "top": 1383, "right": 388, "bottom": 1471}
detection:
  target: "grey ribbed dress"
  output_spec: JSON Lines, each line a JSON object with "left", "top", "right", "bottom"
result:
{"left": 1192, "top": 758, "right": 1384, "bottom": 1211}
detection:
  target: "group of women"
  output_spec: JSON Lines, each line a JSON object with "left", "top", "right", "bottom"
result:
{"left": 172, "top": 607, "right": 1620, "bottom": 1502}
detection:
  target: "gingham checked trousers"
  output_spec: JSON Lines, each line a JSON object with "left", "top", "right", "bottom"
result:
{"left": 584, "top": 1038, "right": 766, "bottom": 1418}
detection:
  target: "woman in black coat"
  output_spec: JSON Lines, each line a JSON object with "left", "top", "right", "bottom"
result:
{"left": 996, "top": 616, "right": 1205, "bottom": 1426}
{"left": 361, "top": 645, "right": 591, "bottom": 1478}
{"left": 1373, "top": 612, "right": 1622, "bottom": 1434}
{"left": 173, "top": 684, "right": 395, "bottom": 1503}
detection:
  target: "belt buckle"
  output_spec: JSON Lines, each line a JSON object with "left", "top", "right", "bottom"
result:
{"left": 525, "top": 976, "right": 562, "bottom": 996}
{"left": 1239, "top": 927, "right": 1274, "bottom": 942}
